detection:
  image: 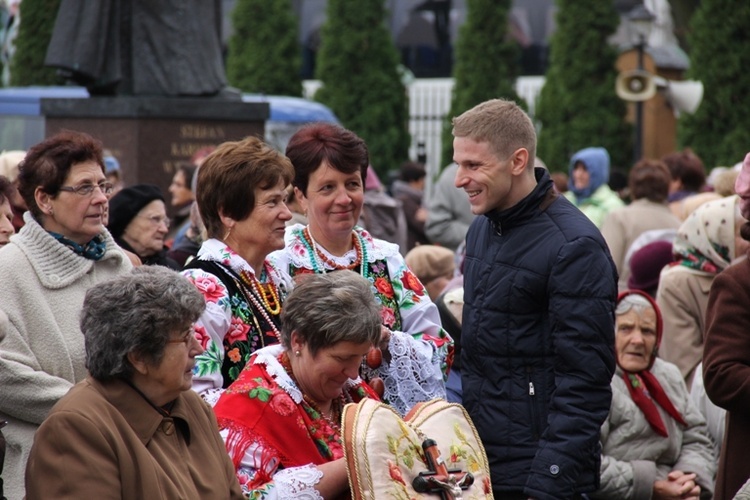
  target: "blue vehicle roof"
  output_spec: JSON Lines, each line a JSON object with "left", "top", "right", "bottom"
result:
{"left": 0, "top": 86, "right": 89, "bottom": 115}
{"left": 0, "top": 87, "right": 339, "bottom": 123}
{"left": 242, "top": 93, "right": 339, "bottom": 123}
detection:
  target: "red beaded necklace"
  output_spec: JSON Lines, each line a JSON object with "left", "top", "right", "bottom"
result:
{"left": 303, "top": 227, "right": 363, "bottom": 273}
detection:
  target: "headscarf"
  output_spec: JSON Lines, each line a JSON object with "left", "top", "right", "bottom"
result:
{"left": 671, "top": 195, "right": 740, "bottom": 273}
{"left": 616, "top": 290, "right": 687, "bottom": 437}
{"left": 567, "top": 147, "right": 610, "bottom": 202}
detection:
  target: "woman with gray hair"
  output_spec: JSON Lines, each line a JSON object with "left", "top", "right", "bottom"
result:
{"left": 24, "top": 266, "right": 243, "bottom": 499}
{"left": 592, "top": 290, "right": 715, "bottom": 500}
{"left": 213, "top": 270, "right": 382, "bottom": 499}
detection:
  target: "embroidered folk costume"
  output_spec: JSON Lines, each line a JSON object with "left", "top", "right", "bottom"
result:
{"left": 214, "top": 345, "right": 378, "bottom": 499}
{"left": 270, "top": 224, "right": 453, "bottom": 415}
{"left": 182, "top": 239, "right": 292, "bottom": 405}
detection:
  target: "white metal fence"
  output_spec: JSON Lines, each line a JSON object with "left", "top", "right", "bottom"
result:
{"left": 303, "top": 76, "right": 546, "bottom": 184}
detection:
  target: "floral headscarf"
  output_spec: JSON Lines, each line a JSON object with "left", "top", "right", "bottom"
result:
{"left": 672, "top": 195, "right": 740, "bottom": 273}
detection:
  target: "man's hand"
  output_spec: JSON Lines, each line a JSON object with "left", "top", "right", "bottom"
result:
{"left": 653, "top": 471, "right": 701, "bottom": 500}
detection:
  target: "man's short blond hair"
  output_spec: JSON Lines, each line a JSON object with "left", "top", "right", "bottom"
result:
{"left": 452, "top": 99, "right": 537, "bottom": 162}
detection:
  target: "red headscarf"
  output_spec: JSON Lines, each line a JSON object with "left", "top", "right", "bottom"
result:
{"left": 617, "top": 290, "right": 687, "bottom": 437}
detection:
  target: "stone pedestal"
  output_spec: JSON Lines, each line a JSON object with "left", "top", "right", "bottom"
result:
{"left": 41, "top": 96, "right": 268, "bottom": 208}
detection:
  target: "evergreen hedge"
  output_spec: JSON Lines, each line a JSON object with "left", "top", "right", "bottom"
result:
{"left": 440, "top": 0, "right": 521, "bottom": 168}
{"left": 9, "top": 0, "right": 62, "bottom": 86}
{"left": 536, "top": 0, "right": 630, "bottom": 171}
{"left": 226, "top": 0, "right": 302, "bottom": 96}
{"left": 678, "top": 0, "right": 750, "bottom": 167}
{"left": 314, "top": 0, "right": 410, "bottom": 179}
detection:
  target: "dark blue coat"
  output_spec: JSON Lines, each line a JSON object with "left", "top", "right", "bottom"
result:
{"left": 461, "top": 169, "right": 617, "bottom": 500}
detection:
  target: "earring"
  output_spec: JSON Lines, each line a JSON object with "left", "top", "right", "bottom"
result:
{"left": 223, "top": 225, "right": 232, "bottom": 241}
{"left": 295, "top": 350, "right": 301, "bottom": 357}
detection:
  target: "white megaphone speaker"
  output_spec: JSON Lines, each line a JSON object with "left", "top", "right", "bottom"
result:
{"left": 616, "top": 70, "right": 657, "bottom": 102}
{"left": 659, "top": 79, "right": 704, "bottom": 117}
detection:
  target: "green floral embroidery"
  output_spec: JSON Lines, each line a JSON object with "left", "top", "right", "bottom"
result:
{"left": 195, "top": 341, "right": 222, "bottom": 377}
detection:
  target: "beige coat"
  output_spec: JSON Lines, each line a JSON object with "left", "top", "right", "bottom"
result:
{"left": 600, "top": 199, "right": 681, "bottom": 291}
{"left": 0, "top": 214, "right": 132, "bottom": 499}
{"left": 656, "top": 265, "right": 712, "bottom": 389}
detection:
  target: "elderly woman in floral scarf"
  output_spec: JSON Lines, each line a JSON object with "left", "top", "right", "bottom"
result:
{"left": 214, "top": 271, "right": 382, "bottom": 499}
{"left": 592, "top": 290, "right": 715, "bottom": 500}
{"left": 656, "top": 195, "right": 748, "bottom": 388}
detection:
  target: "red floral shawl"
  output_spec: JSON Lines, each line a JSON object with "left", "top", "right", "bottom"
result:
{"left": 214, "top": 345, "right": 378, "bottom": 487}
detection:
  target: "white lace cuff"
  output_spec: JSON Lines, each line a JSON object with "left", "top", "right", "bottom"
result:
{"left": 274, "top": 464, "right": 325, "bottom": 499}
{"left": 365, "top": 330, "right": 446, "bottom": 415}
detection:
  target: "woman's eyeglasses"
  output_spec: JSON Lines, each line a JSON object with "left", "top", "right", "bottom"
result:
{"left": 167, "top": 326, "right": 196, "bottom": 346}
{"left": 138, "top": 215, "right": 171, "bottom": 228}
{"left": 59, "top": 182, "right": 114, "bottom": 197}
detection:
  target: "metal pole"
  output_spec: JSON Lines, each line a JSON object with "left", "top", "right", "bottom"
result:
{"left": 634, "top": 34, "right": 645, "bottom": 164}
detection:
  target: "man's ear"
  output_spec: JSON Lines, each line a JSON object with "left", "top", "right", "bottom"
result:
{"left": 510, "top": 148, "right": 530, "bottom": 176}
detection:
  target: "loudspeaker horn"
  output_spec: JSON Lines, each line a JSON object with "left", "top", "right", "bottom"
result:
{"left": 616, "top": 69, "right": 657, "bottom": 102}
{"left": 659, "top": 79, "right": 704, "bottom": 117}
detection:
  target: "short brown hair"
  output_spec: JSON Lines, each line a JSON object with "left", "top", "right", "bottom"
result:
{"left": 196, "top": 136, "right": 293, "bottom": 239}
{"left": 629, "top": 159, "right": 671, "bottom": 202}
{"left": 285, "top": 123, "right": 368, "bottom": 196}
{"left": 452, "top": 98, "right": 537, "bottom": 163}
{"left": 18, "top": 130, "right": 104, "bottom": 218}
{"left": 662, "top": 149, "right": 705, "bottom": 192}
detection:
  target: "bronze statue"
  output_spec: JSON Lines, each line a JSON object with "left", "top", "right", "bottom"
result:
{"left": 45, "top": 0, "right": 229, "bottom": 97}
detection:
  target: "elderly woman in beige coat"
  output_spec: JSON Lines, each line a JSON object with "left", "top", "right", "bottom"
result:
{"left": 601, "top": 159, "right": 681, "bottom": 291}
{"left": 656, "top": 195, "right": 748, "bottom": 389}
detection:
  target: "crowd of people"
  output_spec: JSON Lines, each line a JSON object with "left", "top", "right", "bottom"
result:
{"left": 0, "top": 97, "right": 749, "bottom": 499}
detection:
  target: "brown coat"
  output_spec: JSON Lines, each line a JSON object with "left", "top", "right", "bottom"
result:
{"left": 25, "top": 377, "right": 243, "bottom": 499}
{"left": 703, "top": 256, "right": 750, "bottom": 499}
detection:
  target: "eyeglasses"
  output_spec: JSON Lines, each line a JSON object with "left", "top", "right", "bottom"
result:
{"left": 139, "top": 215, "right": 171, "bottom": 228}
{"left": 59, "top": 182, "right": 114, "bottom": 197}
{"left": 167, "top": 326, "right": 196, "bottom": 346}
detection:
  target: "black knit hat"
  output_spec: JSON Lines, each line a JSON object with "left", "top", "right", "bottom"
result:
{"left": 107, "top": 184, "right": 164, "bottom": 239}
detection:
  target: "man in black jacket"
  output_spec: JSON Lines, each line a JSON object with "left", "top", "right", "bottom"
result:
{"left": 452, "top": 99, "right": 617, "bottom": 499}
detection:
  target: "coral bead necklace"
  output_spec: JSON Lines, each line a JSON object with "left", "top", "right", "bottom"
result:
{"left": 302, "top": 226, "right": 368, "bottom": 277}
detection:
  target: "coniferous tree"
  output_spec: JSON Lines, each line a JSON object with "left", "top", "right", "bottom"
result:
{"left": 314, "top": 0, "right": 409, "bottom": 178}
{"left": 10, "top": 0, "right": 62, "bottom": 85}
{"left": 536, "top": 0, "right": 630, "bottom": 170}
{"left": 226, "top": 0, "right": 302, "bottom": 96}
{"left": 440, "top": 0, "right": 521, "bottom": 168}
{"left": 677, "top": 0, "right": 750, "bottom": 167}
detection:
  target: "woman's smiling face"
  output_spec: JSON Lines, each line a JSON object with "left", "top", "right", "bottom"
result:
{"left": 298, "top": 162, "right": 364, "bottom": 240}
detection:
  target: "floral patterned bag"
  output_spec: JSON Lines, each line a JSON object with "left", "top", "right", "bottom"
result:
{"left": 343, "top": 398, "right": 493, "bottom": 499}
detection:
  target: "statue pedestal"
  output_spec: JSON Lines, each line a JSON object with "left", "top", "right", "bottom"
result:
{"left": 41, "top": 96, "right": 268, "bottom": 199}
